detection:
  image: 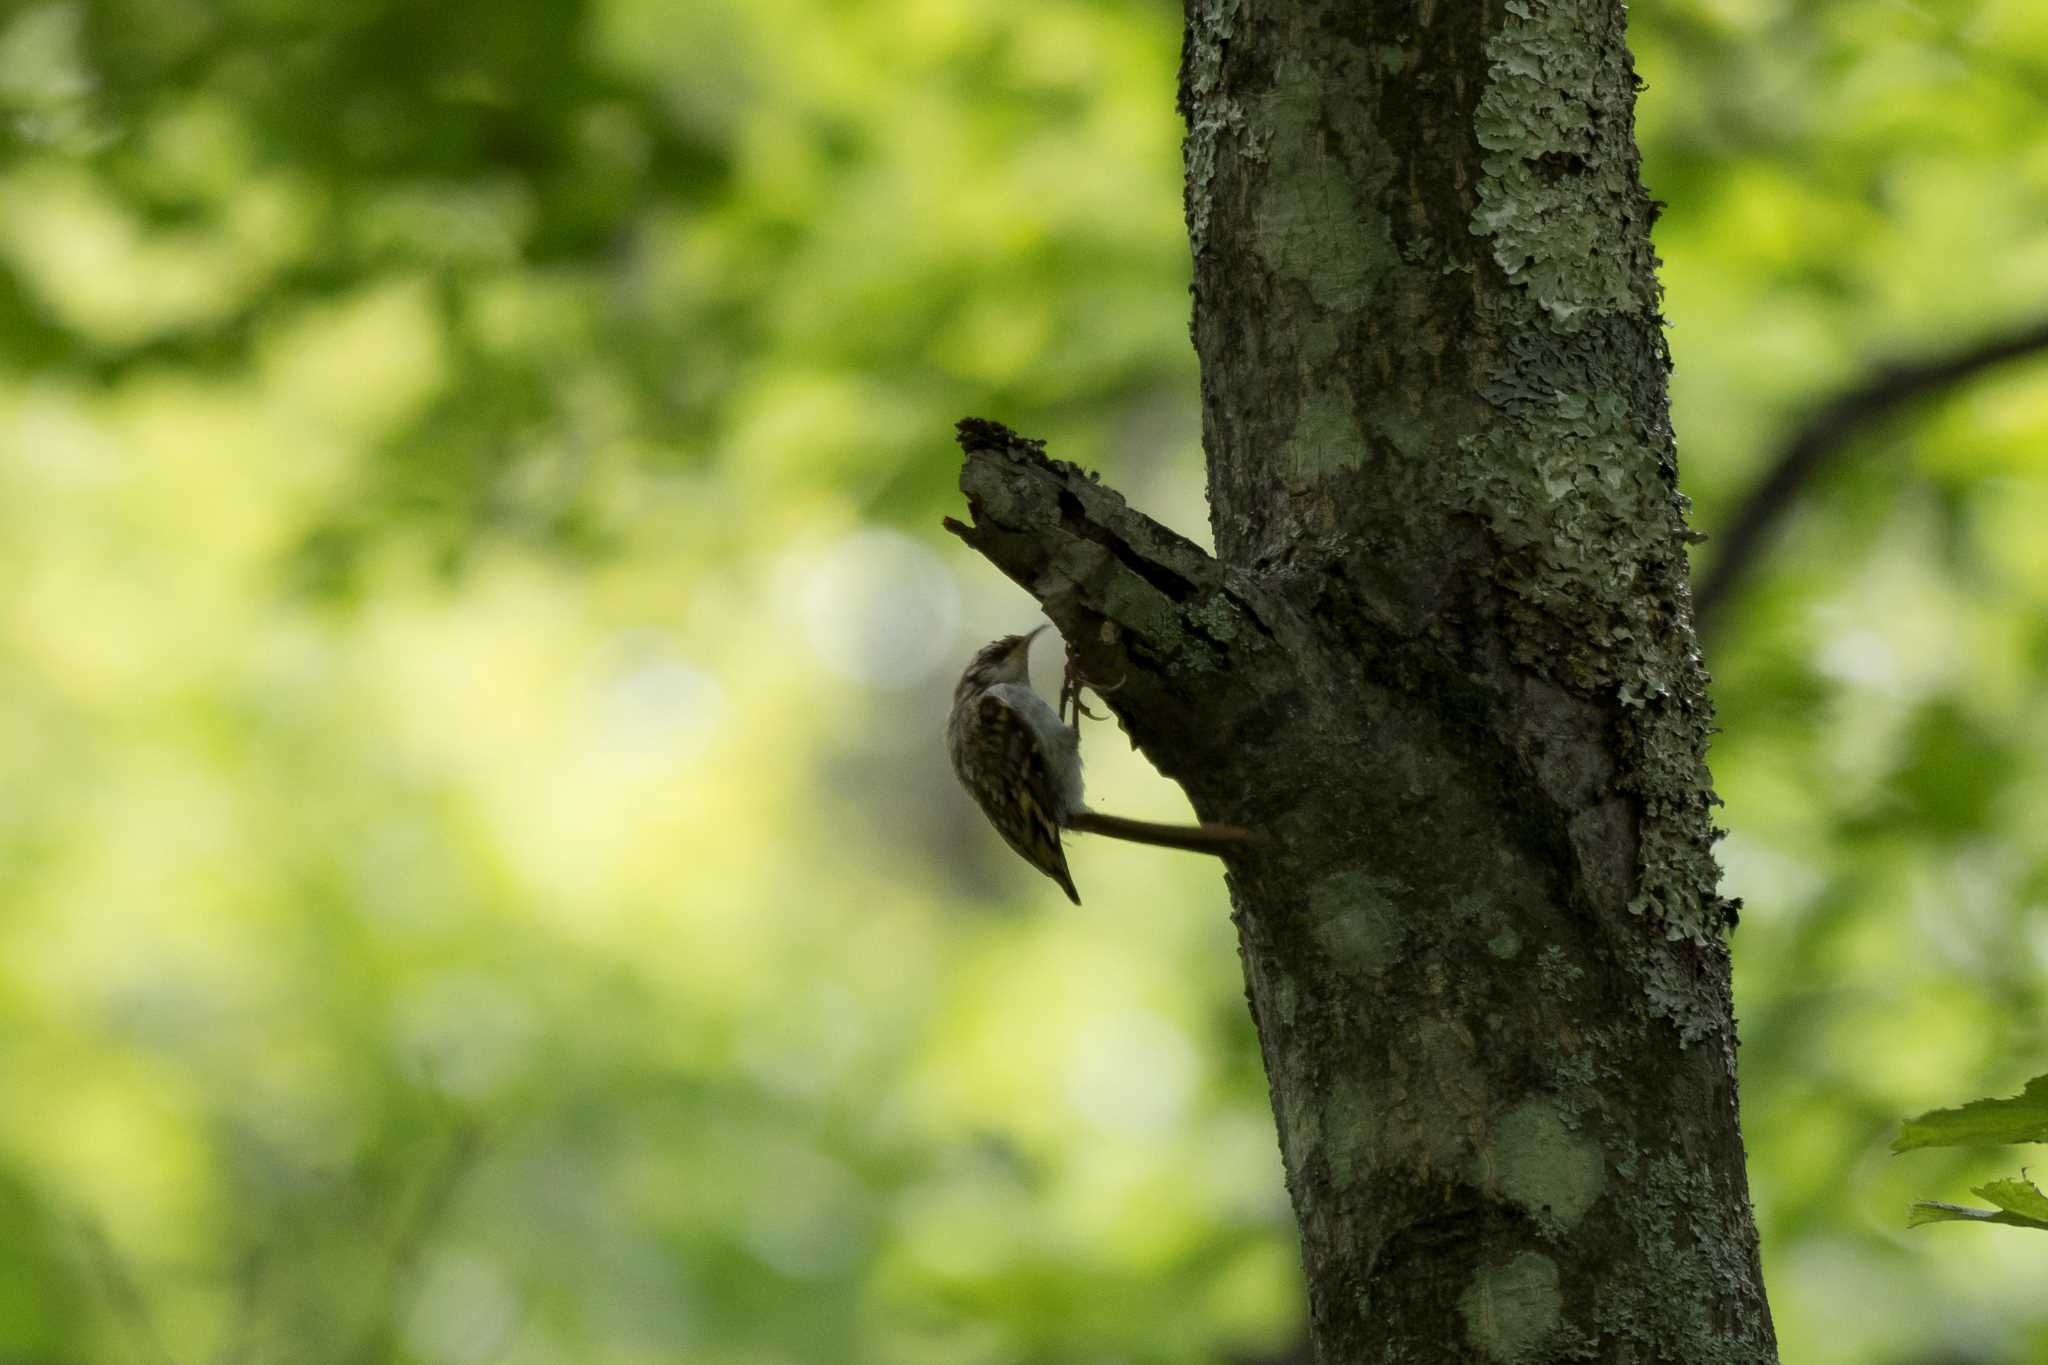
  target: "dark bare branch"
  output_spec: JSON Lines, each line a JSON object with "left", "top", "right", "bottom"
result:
{"left": 1695, "top": 318, "right": 2048, "bottom": 629}
{"left": 80, "top": 1220, "right": 181, "bottom": 1365}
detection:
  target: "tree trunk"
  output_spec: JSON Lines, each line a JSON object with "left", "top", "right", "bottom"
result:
{"left": 946, "top": 0, "right": 1779, "bottom": 1360}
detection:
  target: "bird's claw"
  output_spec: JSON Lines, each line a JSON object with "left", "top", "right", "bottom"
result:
{"left": 1060, "top": 651, "right": 1124, "bottom": 728}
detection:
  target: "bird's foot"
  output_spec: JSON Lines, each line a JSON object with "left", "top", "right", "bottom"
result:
{"left": 1059, "top": 650, "right": 1123, "bottom": 728}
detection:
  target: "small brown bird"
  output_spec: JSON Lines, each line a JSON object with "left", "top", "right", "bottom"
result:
{"left": 947, "top": 626, "right": 1253, "bottom": 903}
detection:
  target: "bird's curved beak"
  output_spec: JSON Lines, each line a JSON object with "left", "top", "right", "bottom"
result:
{"left": 1007, "top": 625, "right": 1050, "bottom": 659}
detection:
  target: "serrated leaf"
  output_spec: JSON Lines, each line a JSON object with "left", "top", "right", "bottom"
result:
{"left": 1910, "top": 1201, "right": 1994, "bottom": 1228}
{"left": 1973, "top": 1176, "right": 2048, "bottom": 1222}
{"left": 1909, "top": 1198, "right": 2048, "bottom": 1232}
{"left": 1894, "top": 1074, "right": 2048, "bottom": 1152}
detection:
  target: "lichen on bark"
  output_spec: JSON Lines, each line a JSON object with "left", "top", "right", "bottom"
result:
{"left": 1459, "top": 1251, "right": 1563, "bottom": 1361}
{"left": 1178, "top": 0, "right": 1244, "bottom": 262}
{"left": 1472, "top": 0, "right": 1660, "bottom": 329}
{"left": 1462, "top": 0, "right": 1730, "bottom": 960}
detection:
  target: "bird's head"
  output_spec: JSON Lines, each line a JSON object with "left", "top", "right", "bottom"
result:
{"left": 955, "top": 626, "right": 1046, "bottom": 701}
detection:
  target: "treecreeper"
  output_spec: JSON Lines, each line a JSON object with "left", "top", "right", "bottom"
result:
{"left": 947, "top": 626, "right": 1254, "bottom": 904}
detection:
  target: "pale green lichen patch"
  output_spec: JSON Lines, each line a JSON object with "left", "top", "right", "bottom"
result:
{"left": 1599, "top": 1152, "right": 1772, "bottom": 1361}
{"left": 1460, "top": 394, "right": 1682, "bottom": 619}
{"left": 1456, "top": 377, "right": 1726, "bottom": 960}
{"left": 1320, "top": 1075, "right": 1379, "bottom": 1186}
{"left": 1255, "top": 156, "right": 1382, "bottom": 300}
{"left": 1188, "top": 593, "right": 1239, "bottom": 643}
{"left": 1470, "top": 0, "right": 1658, "bottom": 331}
{"left": 1384, "top": 1016, "right": 1486, "bottom": 1175}
{"left": 1458, "top": 1252, "right": 1561, "bottom": 1360}
{"left": 1457, "top": 0, "right": 1728, "bottom": 964}
{"left": 1287, "top": 393, "right": 1368, "bottom": 479}
{"left": 1453, "top": 388, "right": 1680, "bottom": 681}
{"left": 1179, "top": 0, "right": 1243, "bottom": 260}
{"left": 1492, "top": 1099, "right": 1604, "bottom": 1233}
{"left": 1077, "top": 548, "right": 1183, "bottom": 641}
{"left": 1309, "top": 869, "right": 1406, "bottom": 975}
{"left": 1251, "top": 63, "right": 1395, "bottom": 309}
{"left": 1487, "top": 926, "right": 1522, "bottom": 959}
{"left": 1297, "top": 314, "right": 1343, "bottom": 370}
{"left": 1368, "top": 398, "right": 1432, "bottom": 461}
{"left": 1536, "top": 944, "right": 1583, "bottom": 994}
{"left": 1271, "top": 974, "right": 1299, "bottom": 1027}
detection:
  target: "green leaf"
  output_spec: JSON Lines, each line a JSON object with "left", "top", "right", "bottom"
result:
{"left": 1894, "top": 1074, "right": 2048, "bottom": 1152}
{"left": 1906, "top": 1175, "right": 2048, "bottom": 1231}
{"left": 1909, "top": 1197, "right": 2048, "bottom": 1232}
{"left": 1973, "top": 1176, "right": 2048, "bottom": 1222}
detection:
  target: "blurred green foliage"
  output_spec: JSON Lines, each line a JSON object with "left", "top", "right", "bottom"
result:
{"left": 2, "top": 1, "right": 2047, "bottom": 1362}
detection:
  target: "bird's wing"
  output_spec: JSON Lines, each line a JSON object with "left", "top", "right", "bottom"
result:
{"left": 966, "top": 690, "right": 1079, "bottom": 904}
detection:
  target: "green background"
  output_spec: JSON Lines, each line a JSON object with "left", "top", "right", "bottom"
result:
{"left": 3, "top": 1, "right": 2047, "bottom": 1361}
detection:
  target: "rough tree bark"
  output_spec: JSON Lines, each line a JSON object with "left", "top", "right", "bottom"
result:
{"left": 946, "top": 1, "right": 1778, "bottom": 1361}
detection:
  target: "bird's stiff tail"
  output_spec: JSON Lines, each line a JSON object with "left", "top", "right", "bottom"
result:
{"left": 1065, "top": 810, "right": 1259, "bottom": 856}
